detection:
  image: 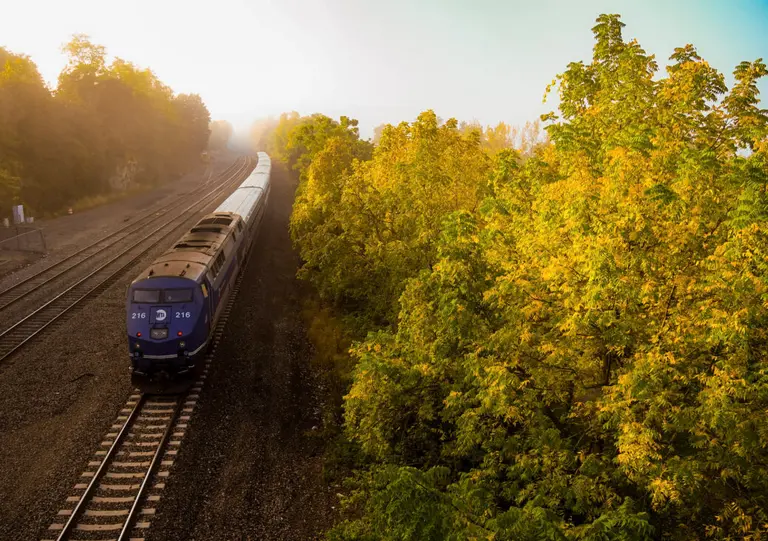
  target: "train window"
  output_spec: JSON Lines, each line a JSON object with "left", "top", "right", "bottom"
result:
{"left": 210, "top": 252, "right": 226, "bottom": 278}
{"left": 191, "top": 226, "right": 222, "bottom": 234}
{"left": 164, "top": 289, "right": 193, "bottom": 303}
{"left": 133, "top": 289, "right": 160, "bottom": 303}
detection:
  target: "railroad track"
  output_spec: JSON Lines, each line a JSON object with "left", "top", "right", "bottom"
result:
{"left": 0, "top": 157, "right": 254, "bottom": 364}
{"left": 0, "top": 157, "right": 246, "bottom": 317}
{"left": 44, "top": 271, "right": 244, "bottom": 541}
{"left": 50, "top": 393, "right": 184, "bottom": 541}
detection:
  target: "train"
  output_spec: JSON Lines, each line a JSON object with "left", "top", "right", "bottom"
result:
{"left": 125, "top": 152, "right": 271, "bottom": 388}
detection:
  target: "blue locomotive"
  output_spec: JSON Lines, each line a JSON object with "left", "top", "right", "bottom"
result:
{"left": 125, "top": 152, "right": 271, "bottom": 386}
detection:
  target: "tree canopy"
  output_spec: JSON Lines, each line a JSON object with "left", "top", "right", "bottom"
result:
{"left": 208, "top": 120, "right": 234, "bottom": 150}
{"left": 0, "top": 35, "right": 211, "bottom": 218}
{"left": 271, "top": 13, "right": 768, "bottom": 540}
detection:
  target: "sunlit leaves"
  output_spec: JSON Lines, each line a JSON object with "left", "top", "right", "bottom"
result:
{"left": 278, "top": 12, "right": 768, "bottom": 540}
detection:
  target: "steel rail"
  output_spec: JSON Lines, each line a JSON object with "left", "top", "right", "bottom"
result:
{"left": 117, "top": 398, "right": 183, "bottom": 541}
{"left": 54, "top": 395, "right": 147, "bottom": 541}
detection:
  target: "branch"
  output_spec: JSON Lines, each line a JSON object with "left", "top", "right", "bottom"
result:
{"left": 657, "top": 284, "right": 677, "bottom": 338}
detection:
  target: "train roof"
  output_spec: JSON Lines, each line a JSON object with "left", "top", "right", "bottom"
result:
{"left": 214, "top": 151, "right": 272, "bottom": 222}
{"left": 129, "top": 153, "right": 271, "bottom": 286}
{"left": 131, "top": 212, "right": 239, "bottom": 283}
{"left": 239, "top": 171, "right": 270, "bottom": 190}
{"left": 216, "top": 188, "right": 265, "bottom": 223}
{"left": 138, "top": 259, "right": 209, "bottom": 284}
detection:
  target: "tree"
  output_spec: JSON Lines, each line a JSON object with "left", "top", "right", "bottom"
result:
{"left": 208, "top": 120, "right": 233, "bottom": 150}
{"left": 371, "top": 123, "right": 386, "bottom": 145}
{"left": 280, "top": 13, "right": 768, "bottom": 540}
{"left": 290, "top": 110, "right": 489, "bottom": 328}
{"left": 0, "top": 161, "right": 21, "bottom": 218}
{"left": 56, "top": 33, "right": 107, "bottom": 103}
{"left": 264, "top": 13, "right": 767, "bottom": 538}
{"left": 173, "top": 93, "right": 212, "bottom": 162}
{"left": 249, "top": 116, "right": 280, "bottom": 152}
{"left": 0, "top": 37, "right": 212, "bottom": 216}
{"left": 268, "top": 111, "right": 301, "bottom": 161}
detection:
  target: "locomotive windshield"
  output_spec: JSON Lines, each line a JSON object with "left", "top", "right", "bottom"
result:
{"left": 131, "top": 289, "right": 193, "bottom": 303}
{"left": 164, "top": 289, "right": 193, "bottom": 303}
{"left": 133, "top": 289, "right": 160, "bottom": 303}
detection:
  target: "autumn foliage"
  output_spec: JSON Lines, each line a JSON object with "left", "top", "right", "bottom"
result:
{"left": 0, "top": 35, "right": 211, "bottom": 218}
{"left": 269, "top": 14, "right": 768, "bottom": 540}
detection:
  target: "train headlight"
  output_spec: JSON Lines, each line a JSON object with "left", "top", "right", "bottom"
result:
{"left": 150, "top": 328, "right": 169, "bottom": 339}
{"left": 179, "top": 341, "right": 186, "bottom": 348}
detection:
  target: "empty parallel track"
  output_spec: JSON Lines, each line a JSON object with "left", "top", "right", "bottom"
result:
{"left": 0, "top": 158, "right": 246, "bottom": 315}
{"left": 0, "top": 157, "right": 254, "bottom": 363}
{"left": 43, "top": 270, "right": 245, "bottom": 541}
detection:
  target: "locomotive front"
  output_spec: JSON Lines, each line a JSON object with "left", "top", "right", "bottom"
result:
{"left": 126, "top": 273, "right": 209, "bottom": 382}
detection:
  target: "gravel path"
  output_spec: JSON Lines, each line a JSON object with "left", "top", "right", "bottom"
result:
{"left": 0, "top": 153, "right": 241, "bottom": 540}
{"left": 145, "top": 162, "right": 337, "bottom": 540}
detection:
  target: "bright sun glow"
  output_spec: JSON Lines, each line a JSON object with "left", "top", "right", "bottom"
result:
{"left": 2, "top": 0, "right": 767, "bottom": 137}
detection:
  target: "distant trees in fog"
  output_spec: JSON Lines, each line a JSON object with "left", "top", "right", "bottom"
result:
{"left": 208, "top": 120, "right": 233, "bottom": 151}
{"left": 0, "top": 34, "right": 211, "bottom": 218}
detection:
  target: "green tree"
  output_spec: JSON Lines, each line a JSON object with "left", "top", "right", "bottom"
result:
{"left": 267, "top": 13, "right": 767, "bottom": 540}
{"left": 311, "top": 14, "right": 768, "bottom": 540}
{"left": 291, "top": 110, "right": 489, "bottom": 328}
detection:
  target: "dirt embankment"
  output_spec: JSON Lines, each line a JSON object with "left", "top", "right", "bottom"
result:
{"left": 146, "top": 162, "right": 338, "bottom": 540}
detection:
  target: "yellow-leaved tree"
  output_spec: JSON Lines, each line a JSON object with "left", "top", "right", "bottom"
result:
{"left": 274, "top": 14, "right": 768, "bottom": 539}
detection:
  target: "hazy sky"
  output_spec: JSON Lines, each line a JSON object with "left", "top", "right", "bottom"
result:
{"left": 2, "top": 0, "right": 767, "bottom": 139}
